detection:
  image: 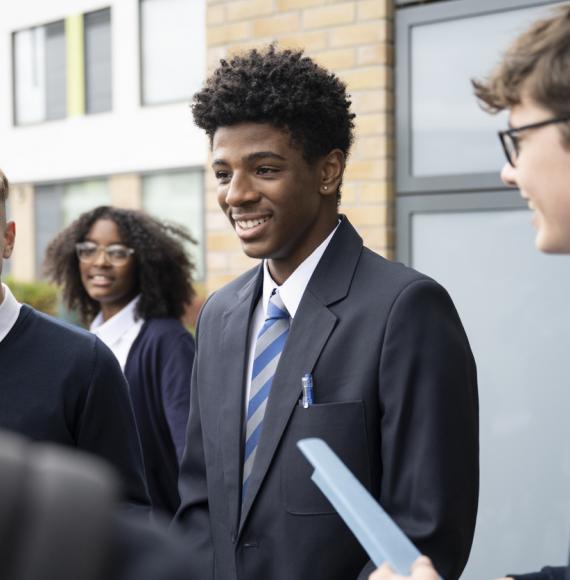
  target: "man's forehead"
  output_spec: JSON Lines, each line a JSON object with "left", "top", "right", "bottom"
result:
{"left": 212, "top": 123, "right": 299, "bottom": 161}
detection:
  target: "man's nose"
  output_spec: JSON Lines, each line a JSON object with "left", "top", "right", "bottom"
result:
{"left": 224, "top": 173, "right": 260, "bottom": 206}
{"left": 500, "top": 162, "right": 518, "bottom": 188}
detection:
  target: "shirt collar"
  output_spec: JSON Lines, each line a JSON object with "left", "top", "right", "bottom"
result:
{"left": 0, "top": 283, "right": 22, "bottom": 343}
{"left": 90, "top": 295, "right": 142, "bottom": 345}
{"left": 261, "top": 221, "right": 340, "bottom": 319}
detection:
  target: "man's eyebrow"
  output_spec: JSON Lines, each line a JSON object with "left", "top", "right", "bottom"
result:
{"left": 211, "top": 151, "right": 286, "bottom": 167}
{"left": 246, "top": 151, "right": 286, "bottom": 162}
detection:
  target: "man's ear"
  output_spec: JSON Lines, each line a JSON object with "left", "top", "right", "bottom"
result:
{"left": 3, "top": 221, "right": 16, "bottom": 259}
{"left": 319, "top": 149, "right": 345, "bottom": 197}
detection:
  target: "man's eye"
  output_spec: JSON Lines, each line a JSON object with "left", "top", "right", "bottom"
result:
{"left": 257, "top": 167, "right": 277, "bottom": 175}
{"left": 215, "top": 171, "right": 230, "bottom": 182}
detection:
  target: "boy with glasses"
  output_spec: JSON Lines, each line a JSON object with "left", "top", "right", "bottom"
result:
{"left": 371, "top": 5, "right": 570, "bottom": 580}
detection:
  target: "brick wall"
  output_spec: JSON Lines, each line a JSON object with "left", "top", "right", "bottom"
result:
{"left": 204, "top": 0, "right": 395, "bottom": 293}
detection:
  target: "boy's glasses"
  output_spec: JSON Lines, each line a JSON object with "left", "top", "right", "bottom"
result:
{"left": 75, "top": 242, "right": 135, "bottom": 266}
{"left": 498, "top": 115, "right": 570, "bottom": 167}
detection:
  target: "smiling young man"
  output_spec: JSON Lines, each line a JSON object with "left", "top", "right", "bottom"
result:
{"left": 370, "top": 6, "right": 570, "bottom": 580}
{"left": 174, "top": 46, "right": 479, "bottom": 580}
{"left": 0, "top": 170, "right": 149, "bottom": 513}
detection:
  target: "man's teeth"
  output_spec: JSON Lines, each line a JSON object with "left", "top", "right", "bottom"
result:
{"left": 237, "top": 217, "right": 269, "bottom": 230}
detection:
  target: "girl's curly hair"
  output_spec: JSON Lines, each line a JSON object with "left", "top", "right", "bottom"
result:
{"left": 44, "top": 206, "right": 196, "bottom": 324}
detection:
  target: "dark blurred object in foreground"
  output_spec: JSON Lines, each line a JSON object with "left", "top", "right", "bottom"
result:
{"left": 0, "top": 431, "right": 191, "bottom": 580}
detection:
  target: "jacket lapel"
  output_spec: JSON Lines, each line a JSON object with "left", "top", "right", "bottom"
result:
{"left": 238, "top": 217, "right": 363, "bottom": 534}
{"left": 220, "top": 267, "right": 263, "bottom": 537}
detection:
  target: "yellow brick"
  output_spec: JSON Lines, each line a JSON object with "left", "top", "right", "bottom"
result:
{"left": 339, "top": 182, "right": 358, "bottom": 204}
{"left": 330, "top": 22, "right": 388, "bottom": 47}
{"left": 279, "top": 30, "right": 328, "bottom": 51}
{"left": 207, "top": 231, "right": 241, "bottom": 251}
{"left": 314, "top": 48, "right": 356, "bottom": 70}
{"left": 355, "top": 112, "right": 393, "bottom": 135}
{"left": 357, "top": 0, "right": 392, "bottom": 21}
{"left": 351, "top": 89, "right": 393, "bottom": 113}
{"left": 253, "top": 13, "right": 301, "bottom": 38}
{"left": 352, "top": 135, "right": 392, "bottom": 159}
{"left": 358, "top": 181, "right": 394, "bottom": 204}
{"left": 341, "top": 66, "right": 388, "bottom": 90}
{"left": 207, "top": 46, "right": 227, "bottom": 71}
{"left": 227, "top": 41, "right": 272, "bottom": 56}
{"left": 357, "top": 43, "right": 393, "bottom": 66}
{"left": 303, "top": 3, "right": 356, "bottom": 29}
{"left": 277, "top": 0, "right": 323, "bottom": 8}
{"left": 358, "top": 224, "right": 393, "bottom": 250}
{"left": 233, "top": 252, "right": 262, "bottom": 270}
{"left": 344, "top": 158, "right": 388, "bottom": 180}
{"left": 207, "top": 252, "right": 230, "bottom": 270}
{"left": 343, "top": 205, "right": 389, "bottom": 227}
{"left": 207, "top": 5, "right": 225, "bottom": 25}
{"left": 227, "top": 0, "right": 274, "bottom": 22}
{"left": 207, "top": 274, "right": 237, "bottom": 293}
{"left": 208, "top": 21, "right": 251, "bottom": 46}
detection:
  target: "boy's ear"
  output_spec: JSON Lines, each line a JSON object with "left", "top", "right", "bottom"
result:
{"left": 320, "top": 149, "right": 345, "bottom": 196}
{"left": 3, "top": 222, "right": 16, "bottom": 258}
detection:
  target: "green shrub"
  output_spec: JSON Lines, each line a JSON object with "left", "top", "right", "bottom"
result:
{"left": 5, "top": 277, "right": 58, "bottom": 316}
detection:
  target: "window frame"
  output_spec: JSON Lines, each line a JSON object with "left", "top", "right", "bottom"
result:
{"left": 11, "top": 17, "right": 67, "bottom": 127}
{"left": 396, "top": 189, "right": 526, "bottom": 264}
{"left": 395, "top": 0, "right": 563, "bottom": 194}
{"left": 140, "top": 166, "right": 206, "bottom": 281}
{"left": 83, "top": 6, "right": 113, "bottom": 116}
{"left": 138, "top": 0, "right": 205, "bottom": 107}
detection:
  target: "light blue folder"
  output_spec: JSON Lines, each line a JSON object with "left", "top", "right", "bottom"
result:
{"left": 297, "top": 438, "right": 442, "bottom": 578}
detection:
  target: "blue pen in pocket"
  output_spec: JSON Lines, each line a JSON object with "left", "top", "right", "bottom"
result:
{"left": 301, "top": 373, "right": 314, "bottom": 408}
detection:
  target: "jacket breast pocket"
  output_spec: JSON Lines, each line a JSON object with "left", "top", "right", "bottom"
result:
{"left": 281, "top": 400, "right": 371, "bottom": 515}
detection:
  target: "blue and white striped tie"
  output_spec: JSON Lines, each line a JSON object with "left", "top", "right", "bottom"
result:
{"left": 242, "top": 290, "right": 290, "bottom": 499}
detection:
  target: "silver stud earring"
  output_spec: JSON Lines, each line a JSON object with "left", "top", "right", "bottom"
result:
{"left": 323, "top": 185, "right": 328, "bottom": 190}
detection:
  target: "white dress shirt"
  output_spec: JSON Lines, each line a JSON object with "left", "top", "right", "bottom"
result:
{"left": 244, "top": 222, "right": 340, "bottom": 410}
{"left": 90, "top": 295, "right": 144, "bottom": 370}
{"left": 0, "top": 283, "right": 22, "bottom": 344}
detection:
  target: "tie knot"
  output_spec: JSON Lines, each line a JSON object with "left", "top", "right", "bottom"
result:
{"left": 267, "top": 291, "right": 289, "bottom": 321}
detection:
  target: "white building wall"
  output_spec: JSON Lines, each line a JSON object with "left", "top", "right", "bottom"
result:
{"left": 0, "top": 0, "right": 207, "bottom": 184}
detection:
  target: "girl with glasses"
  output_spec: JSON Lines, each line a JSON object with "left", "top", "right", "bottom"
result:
{"left": 45, "top": 206, "right": 197, "bottom": 519}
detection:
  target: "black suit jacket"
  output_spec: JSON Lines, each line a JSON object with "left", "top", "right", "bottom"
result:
{"left": 175, "top": 218, "right": 479, "bottom": 580}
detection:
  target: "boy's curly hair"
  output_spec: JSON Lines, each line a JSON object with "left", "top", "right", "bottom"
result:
{"left": 192, "top": 45, "right": 355, "bottom": 171}
{"left": 44, "top": 206, "right": 196, "bottom": 324}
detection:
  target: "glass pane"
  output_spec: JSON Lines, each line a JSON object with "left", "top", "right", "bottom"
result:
{"left": 34, "top": 184, "right": 63, "bottom": 278}
{"left": 44, "top": 21, "right": 67, "bottom": 121}
{"left": 85, "top": 8, "right": 112, "bottom": 114}
{"left": 142, "top": 170, "right": 204, "bottom": 279}
{"left": 411, "top": 209, "right": 570, "bottom": 579}
{"left": 62, "top": 179, "right": 110, "bottom": 225}
{"left": 13, "top": 27, "right": 46, "bottom": 125}
{"left": 141, "top": 0, "right": 206, "bottom": 104}
{"left": 411, "top": 3, "right": 564, "bottom": 177}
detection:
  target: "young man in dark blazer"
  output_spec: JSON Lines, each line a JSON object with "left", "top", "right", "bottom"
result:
{"left": 175, "top": 46, "right": 479, "bottom": 580}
